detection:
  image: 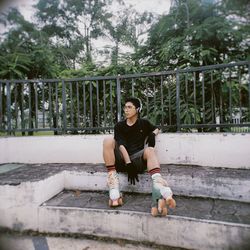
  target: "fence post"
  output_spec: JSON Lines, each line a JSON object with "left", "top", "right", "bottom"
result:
{"left": 6, "top": 81, "right": 11, "bottom": 135}
{"left": 176, "top": 69, "right": 180, "bottom": 132}
{"left": 116, "top": 75, "right": 122, "bottom": 122}
{"left": 248, "top": 62, "right": 250, "bottom": 122}
{"left": 62, "top": 80, "right": 67, "bottom": 134}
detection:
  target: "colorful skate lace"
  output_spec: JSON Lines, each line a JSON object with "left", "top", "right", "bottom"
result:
{"left": 107, "top": 171, "right": 123, "bottom": 207}
{"left": 151, "top": 174, "right": 176, "bottom": 216}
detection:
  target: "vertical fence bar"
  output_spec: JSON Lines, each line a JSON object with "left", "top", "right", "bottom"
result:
{"left": 229, "top": 69, "right": 232, "bottom": 123}
{"left": 248, "top": 63, "right": 250, "bottom": 121}
{"left": 168, "top": 77, "right": 172, "bottom": 126}
{"left": 49, "top": 82, "right": 52, "bottom": 129}
{"left": 83, "top": 81, "right": 86, "bottom": 127}
{"left": 103, "top": 80, "right": 106, "bottom": 128}
{"left": 202, "top": 71, "right": 205, "bottom": 125}
{"left": 21, "top": 84, "right": 24, "bottom": 131}
{"left": 146, "top": 81, "right": 149, "bottom": 118}
{"left": 0, "top": 82, "right": 2, "bottom": 130}
{"left": 14, "top": 83, "right": 18, "bottom": 129}
{"left": 132, "top": 78, "right": 135, "bottom": 96}
{"left": 220, "top": 70, "right": 223, "bottom": 124}
{"left": 90, "top": 81, "right": 93, "bottom": 128}
{"left": 55, "top": 82, "right": 59, "bottom": 130}
{"left": 76, "top": 81, "right": 80, "bottom": 128}
{"left": 62, "top": 80, "right": 67, "bottom": 133}
{"left": 176, "top": 70, "right": 180, "bottom": 132}
{"left": 211, "top": 72, "right": 214, "bottom": 124}
{"left": 28, "top": 82, "right": 32, "bottom": 130}
{"left": 193, "top": 72, "right": 197, "bottom": 125}
{"left": 96, "top": 80, "right": 100, "bottom": 127}
{"left": 42, "top": 82, "right": 45, "bottom": 128}
{"left": 35, "top": 82, "right": 38, "bottom": 129}
{"left": 185, "top": 73, "right": 188, "bottom": 117}
{"left": 116, "top": 76, "right": 122, "bottom": 122}
{"left": 238, "top": 70, "right": 242, "bottom": 122}
{"left": 160, "top": 75, "right": 164, "bottom": 127}
{"left": 153, "top": 76, "right": 156, "bottom": 114}
{"left": 6, "top": 81, "right": 11, "bottom": 134}
{"left": 109, "top": 81, "right": 113, "bottom": 123}
{"left": 69, "top": 82, "right": 73, "bottom": 128}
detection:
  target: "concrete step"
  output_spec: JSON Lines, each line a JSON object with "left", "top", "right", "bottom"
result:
{"left": 38, "top": 190, "right": 250, "bottom": 250}
{"left": 1, "top": 163, "right": 249, "bottom": 202}
{"left": 1, "top": 163, "right": 250, "bottom": 249}
{"left": 0, "top": 231, "right": 171, "bottom": 250}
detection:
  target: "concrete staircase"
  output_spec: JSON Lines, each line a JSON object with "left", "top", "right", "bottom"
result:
{"left": 0, "top": 163, "right": 250, "bottom": 249}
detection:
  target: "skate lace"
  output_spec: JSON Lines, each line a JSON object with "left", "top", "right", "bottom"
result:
{"left": 154, "top": 176, "right": 168, "bottom": 187}
{"left": 108, "top": 171, "right": 119, "bottom": 189}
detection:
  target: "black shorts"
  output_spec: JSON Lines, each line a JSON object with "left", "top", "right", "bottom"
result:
{"left": 114, "top": 145, "right": 147, "bottom": 174}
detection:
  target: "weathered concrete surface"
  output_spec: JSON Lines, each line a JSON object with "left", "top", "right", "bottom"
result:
{"left": 0, "top": 163, "right": 250, "bottom": 250}
{"left": 43, "top": 190, "right": 250, "bottom": 225}
{"left": 1, "top": 133, "right": 250, "bottom": 168}
{"left": 0, "top": 232, "right": 170, "bottom": 250}
{"left": 39, "top": 191, "right": 250, "bottom": 250}
{"left": 1, "top": 163, "right": 250, "bottom": 202}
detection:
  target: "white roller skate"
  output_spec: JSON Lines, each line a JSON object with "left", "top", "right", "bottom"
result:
{"left": 107, "top": 171, "right": 123, "bottom": 207}
{"left": 151, "top": 174, "right": 176, "bottom": 216}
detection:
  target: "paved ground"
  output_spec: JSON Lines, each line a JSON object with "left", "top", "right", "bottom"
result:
{"left": 1, "top": 163, "right": 250, "bottom": 225}
{"left": 44, "top": 190, "right": 250, "bottom": 225}
{"left": 0, "top": 232, "right": 181, "bottom": 250}
{"left": 1, "top": 163, "right": 250, "bottom": 250}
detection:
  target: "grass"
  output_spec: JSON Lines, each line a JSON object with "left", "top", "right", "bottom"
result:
{"left": 0, "top": 131, "right": 55, "bottom": 137}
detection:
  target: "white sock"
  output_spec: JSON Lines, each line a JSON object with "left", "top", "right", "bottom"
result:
{"left": 110, "top": 189, "right": 120, "bottom": 200}
{"left": 151, "top": 173, "right": 161, "bottom": 179}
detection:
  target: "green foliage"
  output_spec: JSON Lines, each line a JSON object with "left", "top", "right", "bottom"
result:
{"left": 0, "top": 0, "right": 249, "bottom": 133}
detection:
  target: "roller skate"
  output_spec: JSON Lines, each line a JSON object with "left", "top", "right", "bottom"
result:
{"left": 151, "top": 174, "right": 176, "bottom": 217}
{"left": 107, "top": 171, "right": 123, "bottom": 207}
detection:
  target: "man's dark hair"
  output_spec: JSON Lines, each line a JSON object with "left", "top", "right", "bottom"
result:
{"left": 125, "top": 97, "right": 141, "bottom": 110}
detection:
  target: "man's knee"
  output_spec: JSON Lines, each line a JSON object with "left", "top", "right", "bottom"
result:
{"left": 144, "top": 147, "right": 156, "bottom": 159}
{"left": 103, "top": 137, "right": 115, "bottom": 149}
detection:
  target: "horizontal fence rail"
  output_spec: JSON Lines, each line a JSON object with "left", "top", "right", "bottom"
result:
{"left": 0, "top": 61, "right": 249, "bottom": 135}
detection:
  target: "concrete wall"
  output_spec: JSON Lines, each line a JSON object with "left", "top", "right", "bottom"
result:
{"left": 0, "top": 133, "right": 250, "bottom": 168}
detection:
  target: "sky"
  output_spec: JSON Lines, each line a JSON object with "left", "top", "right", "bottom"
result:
{"left": 2, "top": 0, "right": 171, "bottom": 20}
{"left": 0, "top": 0, "right": 172, "bottom": 65}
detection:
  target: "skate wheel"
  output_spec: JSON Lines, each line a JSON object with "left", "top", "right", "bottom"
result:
{"left": 161, "top": 207, "right": 168, "bottom": 216}
{"left": 158, "top": 199, "right": 166, "bottom": 213}
{"left": 151, "top": 207, "right": 158, "bottom": 217}
{"left": 167, "top": 198, "right": 176, "bottom": 209}
{"left": 109, "top": 199, "right": 119, "bottom": 207}
{"left": 118, "top": 197, "right": 123, "bottom": 206}
{"left": 158, "top": 199, "right": 168, "bottom": 216}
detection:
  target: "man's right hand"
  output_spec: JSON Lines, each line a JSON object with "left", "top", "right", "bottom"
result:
{"left": 126, "top": 162, "right": 139, "bottom": 185}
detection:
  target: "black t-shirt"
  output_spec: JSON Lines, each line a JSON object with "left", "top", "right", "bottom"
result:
{"left": 114, "top": 118, "right": 157, "bottom": 155}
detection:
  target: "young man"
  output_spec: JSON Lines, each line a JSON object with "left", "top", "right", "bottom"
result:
{"left": 103, "top": 97, "right": 176, "bottom": 216}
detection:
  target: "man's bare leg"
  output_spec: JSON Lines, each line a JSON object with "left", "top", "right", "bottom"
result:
{"left": 143, "top": 147, "right": 176, "bottom": 216}
{"left": 103, "top": 137, "right": 123, "bottom": 207}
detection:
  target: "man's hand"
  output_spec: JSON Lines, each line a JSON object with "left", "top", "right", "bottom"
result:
{"left": 146, "top": 132, "right": 156, "bottom": 147}
{"left": 126, "top": 162, "right": 139, "bottom": 185}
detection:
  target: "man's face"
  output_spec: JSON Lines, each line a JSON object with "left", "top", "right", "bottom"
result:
{"left": 123, "top": 101, "right": 137, "bottom": 118}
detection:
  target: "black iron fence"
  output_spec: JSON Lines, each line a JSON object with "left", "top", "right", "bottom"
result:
{"left": 0, "top": 61, "right": 249, "bottom": 134}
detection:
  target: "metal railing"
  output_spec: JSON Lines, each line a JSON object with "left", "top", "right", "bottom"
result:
{"left": 0, "top": 61, "right": 249, "bottom": 134}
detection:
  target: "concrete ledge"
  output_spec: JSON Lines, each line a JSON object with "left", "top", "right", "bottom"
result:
{"left": 64, "top": 166, "right": 250, "bottom": 202}
{"left": 1, "top": 164, "right": 250, "bottom": 250}
{"left": 38, "top": 206, "right": 250, "bottom": 250}
{"left": 0, "top": 133, "right": 250, "bottom": 168}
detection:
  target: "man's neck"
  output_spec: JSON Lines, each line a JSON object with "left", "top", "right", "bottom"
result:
{"left": 126, "top": 115, "right": 138, "bottom": 126}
